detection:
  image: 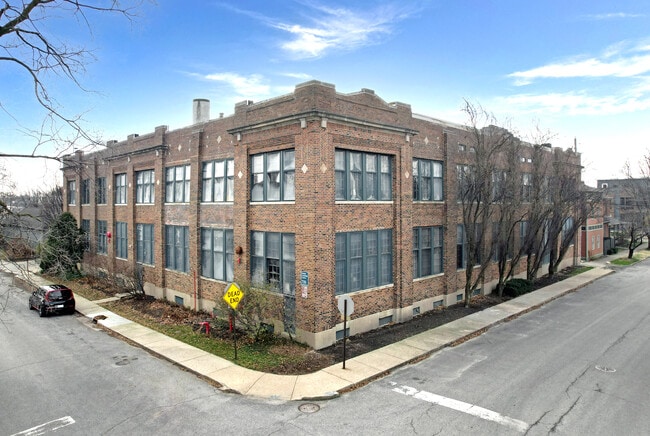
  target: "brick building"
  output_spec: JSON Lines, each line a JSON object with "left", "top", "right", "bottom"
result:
{"left": 62, "top": 80, "right": 580, "bottom": 349}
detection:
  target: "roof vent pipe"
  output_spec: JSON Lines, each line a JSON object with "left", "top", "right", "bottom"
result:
{"left": 193, "top": 99, "right": 210, "bottom": 124}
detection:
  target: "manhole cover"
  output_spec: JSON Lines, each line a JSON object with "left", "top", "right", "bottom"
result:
{"left": 595, "top": 365, "right": 616, "bottom": 373}
{"left": 298, "top": 403, "right": 320, "bottom": 413}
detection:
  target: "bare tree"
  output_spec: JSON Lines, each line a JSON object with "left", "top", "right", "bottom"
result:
{"left": 621, "top": 156, "right": 650, "bottom": 257}
{"left": 457, "top": 101, "right": 518, "bottom": 306}
{"left": 0, "top": 0, "right": 143, "bottom": 162}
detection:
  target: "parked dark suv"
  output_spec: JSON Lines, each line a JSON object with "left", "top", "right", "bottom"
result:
{"left": 29, "top": 284, "right": 76, "bottom": 317}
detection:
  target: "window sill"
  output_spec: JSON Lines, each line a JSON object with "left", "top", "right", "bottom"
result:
{"left": 413, "top": 273, "right": 444, "bottom": 282}
{"left": 201, "top": 201, "right": 234, "bottom": 205}
{"left": 336, "top": 283, "right": 393, "bottom": 297}
{"left": 164, "top": 268, "right": 190, "bottom": 275}
{"left": 136, "top": 262, "right": 155, "bottom": 268}
{"left": 249, "top": 201, "right": 295, "bottom": 205}
{"left": 136, "top": 203, "right": 155, "bottom": 206}
{"left": 199, "top": 276, "right": 230, "bottom": 284}
{"left": 413, "top": 200, "right": 445, "bottom": 204}
{"left": 335, "top": 200, "right": 393, "bottom": 205}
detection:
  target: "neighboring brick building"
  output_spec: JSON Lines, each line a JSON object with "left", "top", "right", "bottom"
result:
{"left": 63, "top": 81, "right": 580, "bottom": 349}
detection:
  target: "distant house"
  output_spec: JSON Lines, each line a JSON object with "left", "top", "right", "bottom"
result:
{"left": 597, "top": 178, "right": 649, "bottom": 246}
{"left": 579, "top": 184, "right": 607, "bottom": 259}
{"left": 0, "top": 205, "right": 44, "bottom": 258}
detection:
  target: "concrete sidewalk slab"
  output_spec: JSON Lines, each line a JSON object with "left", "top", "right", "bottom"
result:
{"left": 246, "top": 373, "right": 298, "bottom": 400}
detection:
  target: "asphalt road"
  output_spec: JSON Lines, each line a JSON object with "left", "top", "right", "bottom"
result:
{"left": 1, "top": 262, "right": 648, "bottom": 435}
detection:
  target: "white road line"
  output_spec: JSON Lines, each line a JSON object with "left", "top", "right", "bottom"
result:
{"left": 392, "top": 384, "right": 529, "bottom": 433}
{"left": 11, "top": 416, "right": 75, "bottom": 436}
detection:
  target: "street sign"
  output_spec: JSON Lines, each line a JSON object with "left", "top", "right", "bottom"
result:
{"left": 337, "top": 295, "right": 354, "bottom": 315}
{"left": 223, "top": 282, "right": 244, "bottom": 310}
{"left": 301, "top": 271, "right": 309, "bottom": 286}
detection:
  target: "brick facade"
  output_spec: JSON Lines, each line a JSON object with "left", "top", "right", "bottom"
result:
{"left": 63, "top": 80, "right": 581, "bottom": 349}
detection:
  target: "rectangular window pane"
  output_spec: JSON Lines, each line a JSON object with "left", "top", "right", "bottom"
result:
{"left": 226, "top": 161, "right": 234, "bottom": 202}
{"left": 283, "top": 150, "right": 295, "bottom": 201}
{"left": 266, "top": 152, "right": 281, "bottom": 201}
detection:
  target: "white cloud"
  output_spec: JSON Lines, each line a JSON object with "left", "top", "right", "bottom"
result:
{"left": 203, "top": 73, "right": 271, "bottom": 97}
{"left": 509, "top": 42, "right": 650, "bottom": 85}
{"left": 498, "top": 88, "right": 650, "bottom": 116}
{"left": 271, "top": 3, "right": 416, "bottom": 59}
{"left": 581, "top": 12, "right": 645, "bottom": 20}
{"left": 280, "top": 72, "right": 313, "bottom": 80}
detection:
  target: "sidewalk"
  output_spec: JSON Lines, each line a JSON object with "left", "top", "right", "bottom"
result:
{"left": 1, "top": 257, "right": 620, "bottom": 402}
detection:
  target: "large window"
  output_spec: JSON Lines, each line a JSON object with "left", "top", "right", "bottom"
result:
{"left": 165, "top": 164, "right": 191, "bottom": 203}
{"left": 165, "top": 225, "right": 189, "bottom": 272}
{"left": 251, "top": 231, "right": 295, "bottom": 295}
{"left": 202, "top": 159, "right": 234, "bottom": 202}
{"left": 114, "top": 173, "right": 127, "bottom": 204}
{"left": 115, "top": 222, "right": 128, "bottom": 259}
{"left": 67, "top": 180, "right": 76, "bottom": 205}
{"left": 81, "top": 179, "right": 91, "bottom": 205}
{"left": 521, "top": 173, "right": 532, "bottom": 202}
{"left": 251, "top": 150, "right": 295, "bottom": 202}
{"left": 456, "top": 164, "right": 474, "bottom": 200}
{"left": 81, "top": 219, "right": 91, "bottom": 251}
{"left": 96, "top": 220, "right": 107, "bottom": 254}
{"left": 413, "top": 227, "right": 443, "bottom": 278}
{"left": 335, "top": 229, "right": 392, "bottom": 294}
{"left": 457, "top": 224, "right": 467, "bottom": 269}
{"left": 96, "top": 177, "right": 107, "bottom": 204}
{"left": 335, "top": 150, "right": 391, "bottom": 201}
{"left": 413, "top": 159, "right": 443, "bottom": 201}
{"left": 136, "top": 224, "right": 154, "bottom": 265}
{"left": 136, "top": 170, "right": 155, "bottom": 204}
{"left": 201, "top": 228, "right": 234, "bottom": 281}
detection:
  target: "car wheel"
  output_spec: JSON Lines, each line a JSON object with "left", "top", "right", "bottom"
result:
{"left": 29, "top": 301, "right": 33, "bottom": 310}
{"left": 39, "top": 305, "right": 47, "bottom": 317}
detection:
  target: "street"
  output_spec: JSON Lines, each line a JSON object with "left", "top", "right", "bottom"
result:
{"left": 1, "top": 262, "right": 649, "bottom": 435}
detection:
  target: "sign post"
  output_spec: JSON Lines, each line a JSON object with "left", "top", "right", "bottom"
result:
{"left": 223, "top": 282, "right": 244, "bottom": 360}
{"left": 337, "top": 295, "right": 354, "bottom": 369}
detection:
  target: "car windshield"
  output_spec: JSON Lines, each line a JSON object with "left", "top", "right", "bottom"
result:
{"left": 48, "top": 290, "right": 72, "bottom": 301}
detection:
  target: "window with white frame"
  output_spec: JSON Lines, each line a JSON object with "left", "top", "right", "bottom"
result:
{"left": 165, "top": 164, "right": 191, "bottom": 203}
{"left": 413, "top": 159, "right": 443, "bottom": 201}
{"left": 115, "top": 222, "right": 128, "bottom": 259}
{"left": 136, "top": 170, "right": 155, "bottom": 204}
{"left": 335, "top": 150, "right": 391, "bottom": 201}
{"left": 165, "top": 225, "right": 189, "bottom": 272}
{"left": 202, "top": 159, "right": 234, "bottom": 202}
{"left": 251, "top": 231, "right": 295, "bottom": 294}
{"left": 67, "top": 180, "right": 76, "bottom": 205}
{"left": 96, "top": 220, "right": 107, "bottom": 254}
{"left": 81, "top": 179, "right": 91, "bottom": 205}
{"left": 335, "top": 229, "right": 392, "bottom": 294}
{"left": 114, "top": 173, "right": 127, "bottom": 204}
{"left": 413, "top": 226, "right": 443, "bottom": 278}
{"left": 251, "top": 150, "right": 295, "bottom": 202}
{"left": 136, "top": 223, "right": 154, "bottom": 265}
{"left": 96, "top": 177, "right": 107, "bottom": 204}
{"left": 201, "top": 228, "right": 234, "bottom": 281}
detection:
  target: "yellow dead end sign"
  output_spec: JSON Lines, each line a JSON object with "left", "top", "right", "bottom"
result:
{"left": 223, "top": 282, "right": 244, "bottom": 310}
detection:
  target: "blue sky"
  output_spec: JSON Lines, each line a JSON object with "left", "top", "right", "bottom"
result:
{"left": 2, "top": 0, "right": 650, "bottom": 192}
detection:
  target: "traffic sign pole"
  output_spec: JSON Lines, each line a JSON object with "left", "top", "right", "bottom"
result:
{"left": 230, "top": 308, "right": 237, "bottom": 360}
{"left": 343, "top": 299, "right": 347, "bottom": 369}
